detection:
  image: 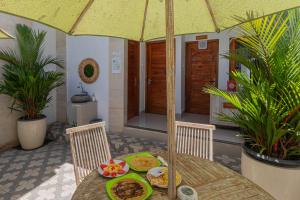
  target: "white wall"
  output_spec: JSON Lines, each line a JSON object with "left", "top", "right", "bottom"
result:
{"left": 180, "top": 36, "right": 186, "bottom": 113}
{"left": 66, "top": 36, "right": 110, "bottom": 124}
{"left": 0, "top": 14, "right": 32, "bottom": 148}
{"left": 108, "top": 38, "right": 126, "bottom": 132}
{"left": 0, "top": 14, "right": 62, "bottom": 148}
{"left": 55, "top": 30, "right": 67, "bottom": 122}
{"left": 139, "top": 42, "right": 146, "bottom": 112}
{"left": 175, "top": 36, "right": 184, "bottom": 114}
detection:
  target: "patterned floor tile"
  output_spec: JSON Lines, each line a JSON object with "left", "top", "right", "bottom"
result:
{"left": 0, "top": 123, "right": 241, "bottom": 200}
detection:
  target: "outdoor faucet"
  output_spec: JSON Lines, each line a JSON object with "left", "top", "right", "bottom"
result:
{"left": 77, "top": 82, "right": 88, "bottom": 95}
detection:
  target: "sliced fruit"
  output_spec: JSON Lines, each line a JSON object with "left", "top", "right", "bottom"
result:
{"left": 103, "top": 171, "right": 109, "bottom": 176}
{"left": 119, "top": 161, "right": 126, "bottom": 167}
{"left": 100, "top": 164, "right": 107, "bottom": 169}
{"left": 111, "top": 172, "right": 117, "bottom": 177}
{"left": 118, "top": 169, "right": 125, "bottom": 174}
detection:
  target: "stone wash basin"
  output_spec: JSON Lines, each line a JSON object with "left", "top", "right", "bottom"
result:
{"left": 71, "top": 94, "right": 91, "bottom": 103}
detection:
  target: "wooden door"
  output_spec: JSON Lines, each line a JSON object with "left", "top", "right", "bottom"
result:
{"left": 146, "top": 41, "right": 166, "bottom": 114}
{"left": 127, "top": 40, "right": 140, "bottom": 120}
{"left": 185, "top": 40, "right": 218, "bottom": 114}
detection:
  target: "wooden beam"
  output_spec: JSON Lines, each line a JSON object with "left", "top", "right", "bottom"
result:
{"left": 69, "top": 0, "right": 94, "bottom": 34}
{"left": 140, "top": 0, "right": 149, "bottom": 41}
{"left": 165, "top": 0, "right": 176, "bottom": 199}
{"left": 204, "top": 0, "right": 220, "bottom": 32}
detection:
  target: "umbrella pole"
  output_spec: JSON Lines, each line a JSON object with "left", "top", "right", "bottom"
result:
{"left": 166, "top": 0, "right": 176, "bottom": 199}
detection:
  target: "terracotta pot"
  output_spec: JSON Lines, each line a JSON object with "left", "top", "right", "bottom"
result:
{"left": 17, "top": 115, "right": 47, "bottom": 150}
{"left": 241, "top": 147, "right": 300, "bottom": 200}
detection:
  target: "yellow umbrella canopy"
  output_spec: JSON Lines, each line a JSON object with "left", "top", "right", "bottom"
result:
{"left": 1, "top": 0, "right": 300, "bottom": 198}
{"left": 0, "top": 28, "right": 13, "bottom": 39}
{"left": 0, "top": 0, "right": 299, "bottom": 41}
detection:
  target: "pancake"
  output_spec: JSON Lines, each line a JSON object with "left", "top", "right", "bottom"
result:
{"left": 147, "top": 167, "right": 182, "bottom": 188}
{"left": 130, "top": 156, "right": 160, "bottom": 171}
{"left": 111, "top": 178, "right": 147, "bottom": 200}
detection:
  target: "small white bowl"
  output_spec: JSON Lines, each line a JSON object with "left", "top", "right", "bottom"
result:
{"left": 177, "top": 185, "right": 198, "bottom": 200}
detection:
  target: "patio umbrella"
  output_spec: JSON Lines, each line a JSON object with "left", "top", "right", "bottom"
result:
{"left": 1, "top": 0, "right": 300, "bottom": 198}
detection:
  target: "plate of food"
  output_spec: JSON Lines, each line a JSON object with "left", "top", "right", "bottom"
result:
{"left": 98, "top": 159, "right": 129, "bottom": 178}
{"left": 106, "top": 173, "right": 153, "bottom": 200}
{"left": 124, "top": 152, "right": 161, "bottom": 172}
{"left": 146, "top": 167, "right": 182, "bottom": 188}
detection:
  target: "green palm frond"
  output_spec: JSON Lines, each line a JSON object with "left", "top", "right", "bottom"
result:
{"left": 0, "top": 24, "right": 64, "bottom": 120}
{"left": 205, "top": 10, "right": 300, "bottom": 159}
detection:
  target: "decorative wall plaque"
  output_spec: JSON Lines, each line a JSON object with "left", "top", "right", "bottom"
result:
{"left": 111, "top": 51, "right": 121, "bottom": 74}
{"left": 196, "top": 35, "right": 208, "bottom": 40}
{"left": 79, "top": 58, "right": 99, "bottom": 84}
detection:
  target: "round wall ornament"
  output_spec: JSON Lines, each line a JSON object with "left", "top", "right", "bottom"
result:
{"left": 79, "top": 58, "right": 99, "bottom": 84}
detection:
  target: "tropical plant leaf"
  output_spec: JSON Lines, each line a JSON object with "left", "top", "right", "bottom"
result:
{"left": 204, "top": 11, "right": 300, "bottom": 160}
{"left": 0, "top": 24, "right": 64, "bottom": 120}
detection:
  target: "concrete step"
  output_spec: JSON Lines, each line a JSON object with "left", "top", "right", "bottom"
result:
{"left": 123, "top": 125, "right": 243, "bottom": 145}
{"left": 123, "top": 126, "right": 167, "bottom": 142}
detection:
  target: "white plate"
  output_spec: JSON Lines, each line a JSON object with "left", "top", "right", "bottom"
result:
{"left": 148, "top": 166, "right": 165, "bottom": 177}
{"left": 98, "top": 159, "right": 129, "bottom": 178}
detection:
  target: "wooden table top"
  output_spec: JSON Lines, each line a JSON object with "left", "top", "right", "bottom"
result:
{"left": 72, "top": 151, "right": 274, "bottom": 200}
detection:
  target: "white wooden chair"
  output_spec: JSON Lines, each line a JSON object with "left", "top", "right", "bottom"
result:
{"left": 66, "top": 122, "right": 111, "bottom": 185}
{"left": 176, "top": 121, "right": 215, "bottom": 161}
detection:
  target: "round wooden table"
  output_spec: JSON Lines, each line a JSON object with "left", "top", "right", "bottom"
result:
{"left": 72, "top": 151, "right": 274, "bottom": 200}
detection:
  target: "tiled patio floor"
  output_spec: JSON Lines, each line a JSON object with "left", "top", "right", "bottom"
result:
{"left": 0, "top": 124, "right": 241, "bottom": 200}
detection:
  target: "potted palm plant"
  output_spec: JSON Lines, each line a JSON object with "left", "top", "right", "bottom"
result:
{"left": 204, "top": 11, "right": 300, "bottom": 200}
{"left": 0, "top": 24, "right": 63, "bottom": 150}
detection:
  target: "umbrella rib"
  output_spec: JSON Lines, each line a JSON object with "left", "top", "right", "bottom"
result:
{"left": 140, "top": 0, "right": 149, "bottom": 41}
{"left": 0, "top": 28, "right": 14, "bottom": 39}
{"left": 204, "top": 0, "right": 220, "bottom": 32}
{"left": 69, "top": 0, "right": 94, "bottom": 34}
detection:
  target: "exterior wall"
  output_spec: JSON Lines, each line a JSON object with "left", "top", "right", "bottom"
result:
{"left": 56, "top": 30, "right": 67, "bottom": 122}
{"left": 138, "top": 30, "right": 237, "bottom": 116}
{"left": 180, "top": 36, "right": 186, "bottom": 114}
{"left": 32, "top": 23, "right": 58, "bottom": 124}
{"left": 65, "top": 37, "right": 127, "bottom": 133}
{"left": 66, "top": 36, "right": 110, "bottom": 126}
{"left": 108, "top": 38, "right": 126, "bottom": 133}
{"left": 0, "top": 14, "right": 58, "bottom": 148}
{"left": 183, "top": 30, "right": 237, "bottom": 90}
{"left": 0, "top": 14, "right": 31, "bottom": 149}
{"left": 175, "top": 36, "right": 185, "bottom": 114}
{"left": 139, "top": 42, "right": 146, "bottom": 112}
{"left": 63, "top": 31, "right": 239, "bottom": 132}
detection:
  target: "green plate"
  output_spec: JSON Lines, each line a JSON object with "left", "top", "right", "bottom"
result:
{"left": 106, "top": 173, "right": 153, "bottom": 200}
{"left": 124, "top": 152, "right": 161, "bottom": 172}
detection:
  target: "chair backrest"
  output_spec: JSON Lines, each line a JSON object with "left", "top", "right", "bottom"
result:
{"left": 176, "top": 121, "right": 215, "bottom": 161}
{"left": 66, "top": 122, "right": 111, "bottom": 185}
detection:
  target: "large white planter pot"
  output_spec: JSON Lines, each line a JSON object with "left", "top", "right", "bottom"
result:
{"left": 17, "top": 116, "right": 47, "bottom": 150}
{"left": 241, "top": 150, "right": 300, "bottom": 200}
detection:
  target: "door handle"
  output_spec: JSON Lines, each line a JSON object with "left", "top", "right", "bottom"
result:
{"left": 148, "top": 79, "right": 152, "bottom": 85}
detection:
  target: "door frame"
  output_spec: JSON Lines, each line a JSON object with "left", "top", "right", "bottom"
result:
{"left": 185, "top": 39, "right": 219, "bottom": 114}
{"left": 127, "top": 40, "right": 140, "bottom": 119}
{"left": 145, "top": 40, "right": 166, "bottom": 114}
